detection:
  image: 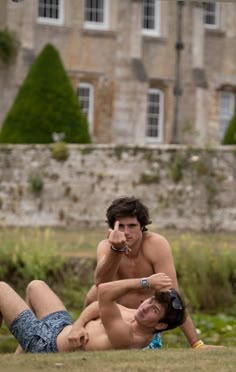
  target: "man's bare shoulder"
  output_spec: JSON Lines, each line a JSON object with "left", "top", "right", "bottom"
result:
{"left": 142, "top": 232, "right": 171, "bottom": 256}
{"left": 143, "top": 231, "right": 170, "bottom": 246}
{"left": 98, "top": 238, "right": 109, "bottom": 247}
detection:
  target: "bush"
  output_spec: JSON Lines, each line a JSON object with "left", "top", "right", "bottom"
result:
{"left": 0, "top": 43, "right": 91, "bottom": 144}
{"left": 28, "top": 173, "right": 44, "bottom": 195}
{"left": 222, "top": 114, "right": 236, "bottom": 144}
{"left": 173, "top": 236, "right": 236, "bottom": 315}
{"left": 0, "top": 29, "right": 19, "bottom": 64}
{"left": 52, "top": 141, "right": 69, "bottom": 161}
{"left": 0, "top": 229, "right": 64, "bottom": 284}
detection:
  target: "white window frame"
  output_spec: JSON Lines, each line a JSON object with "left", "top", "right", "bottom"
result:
{"left": 37, "top": 0, "right": 64, "bottom": 26}
{"left": 77, "top": 83, "right": 94, "bottom": 135}
{"left": 142, "top": 0, "right": 161, "bottom": 37}
{"left": 203, "top": 1, "right": 219, "bottom": 29}
{"left": 219, "top": 92, "right": 235, "bottom": 141}
{"left": 145, "top": 88, "right": 164, "bottom": 143}
{"left": 84, "top": 0, "right": 109, "bottom": 30}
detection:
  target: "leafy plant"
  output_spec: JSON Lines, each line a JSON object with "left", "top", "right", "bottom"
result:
{"left": 0, "top": 29, "right": 19, "bottom": 64}
{"left": 52, "top": 141, "right": 69, "bottom": 161}
{"left": 0, "top": 228, "right": 64, "bottom": 283}
{"left": 28, "top": 173, "right": 44, "bottom": 195}
{"left": 169, "top": 154, "right": 185, "bottom": 183}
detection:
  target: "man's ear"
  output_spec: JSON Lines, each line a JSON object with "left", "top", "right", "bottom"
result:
{"left": 155, "top": 322, "right": 168, "bottom": 331}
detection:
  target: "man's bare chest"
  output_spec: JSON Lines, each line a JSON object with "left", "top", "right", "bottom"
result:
{"left": 118, "top": 255, "right": 154, "bottom": 279}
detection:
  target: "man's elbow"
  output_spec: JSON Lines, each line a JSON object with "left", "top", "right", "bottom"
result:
{"left": 97, "top": 282, "right": 108, "bottom": 301}
{"left": 94, "top": 273, "right": 103, "bottom": 286}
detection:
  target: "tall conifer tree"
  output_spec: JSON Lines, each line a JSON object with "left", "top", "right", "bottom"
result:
{"left": 0, "top": 44, "right": 91, "bottom": 143}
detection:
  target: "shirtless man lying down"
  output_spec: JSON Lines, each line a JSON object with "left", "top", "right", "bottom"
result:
{"left": 0, "top": 273, "right": 186, "bottom": 353}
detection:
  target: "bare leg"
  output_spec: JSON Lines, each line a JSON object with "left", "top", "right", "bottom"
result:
{"left": 15, "top": 280, "right": 67, "bottom": 354}
{"left": 0, "top": 282, "right": 29, "bottom": 329}
{"left": 25, "top": 280, "right": 67, "bottom": 319}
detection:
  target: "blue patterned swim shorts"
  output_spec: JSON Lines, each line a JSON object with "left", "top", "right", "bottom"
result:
{"left": 9, "top": 309, "right": 72, "bottom": 353}
{"left": 143, "top": 332, "right": 162, "bottom": 350}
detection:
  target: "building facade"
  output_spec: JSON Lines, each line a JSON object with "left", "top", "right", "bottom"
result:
{"left": 0, "top": 0, "right": 235, "bottom": 145}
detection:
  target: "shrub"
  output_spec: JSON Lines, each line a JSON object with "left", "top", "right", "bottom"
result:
{"left": 28, "top": 173, "right": 44, "bottom": 195}
{"left": 0, "top": 43, "right": 91, "bottom": 144}
{"left": 222, "top": 114, "right": 236, "bottom": 144}
{"left": 0, "top": 29, "right": 19, "bottom": 64}
{"left": 0, "top": 228, "right": 64, "bottom": 285}
{"left": 173, "top": 237, "right": 236, "bottom": 315}
{"left": 52, "top": 141, "right": 69, "bottom": 161}
{"left": 169, "top": 154, "right": 185, "bottom": 183}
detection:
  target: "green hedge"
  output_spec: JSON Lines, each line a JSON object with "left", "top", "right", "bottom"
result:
{"left": 0, "top": 43, "right": 91, "bottom": 144}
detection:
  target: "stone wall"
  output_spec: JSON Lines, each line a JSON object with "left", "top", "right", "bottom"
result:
{"left": 0, "top": 145, "right": 236, "bottom": 231}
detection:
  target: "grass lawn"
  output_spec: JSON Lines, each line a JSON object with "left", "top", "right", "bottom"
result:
{"left": 1, "top": 226, "right": 236, "bottom": 256}
{"left": 0, "top": 348, "right": 235, "bottom": 372}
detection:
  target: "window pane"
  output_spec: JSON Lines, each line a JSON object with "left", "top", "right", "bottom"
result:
{"left": 38, "top": 0, "right": 60, "bottom": 20}
{"left": 203, "top": 2, "right": 216, "bottom": 25}
{"left": 143, "top": 0, "right": 155, "bottom": 30}
{"left": 146, "top": 90, "right": 163, "bottom": 139}
{"left": 85, "top": 0, "right": 104, "bottom": 23}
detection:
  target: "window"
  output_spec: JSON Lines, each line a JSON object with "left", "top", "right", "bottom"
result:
{"left": 77, "top": 83, "right": 94, "bottom": 135}
{"left": 84, "top": 0, "right": 109, "bottom": 30}
{"left": 146, "top": 89, "right": 164, "bottom": 142}
{"left": 219, "top": 92, "right": 235, "bottom": 140}
{"left": 203, "top": 2, "right": 219, "bottom": 28}
{"left": 37, "top": 0, "right": 64, "bottom": 25}
{"left": 142, "top": 0, "right": 160, "bottom": 36}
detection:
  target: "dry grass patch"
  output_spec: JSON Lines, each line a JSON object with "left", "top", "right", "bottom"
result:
{"left": 0, "top": 348, "right": 235, "bottom": 372}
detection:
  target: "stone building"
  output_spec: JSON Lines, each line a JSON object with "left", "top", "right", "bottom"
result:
{"left": 0, "top": 0, "right": 235, "bottom": 145}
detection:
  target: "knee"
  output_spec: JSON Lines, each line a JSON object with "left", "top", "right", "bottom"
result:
{"left": 26, "top": 280, "right": 46, "bottom": 297}
{"left": 0, "top": 281, "right": 9, "bottom": 290}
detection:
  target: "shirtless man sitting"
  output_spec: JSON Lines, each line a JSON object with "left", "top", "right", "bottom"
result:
{"left": 83, "top": 196, "right": 212, "bottom": 350}
{"left": 0, "top": 273, "right": 185, "bottom": 353}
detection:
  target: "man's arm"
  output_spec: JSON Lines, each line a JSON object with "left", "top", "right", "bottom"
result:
{"left": 95, "top": 221, "right": 127, "bottom": 285}
{"left": 147, "top": 234, "right": 211, "bottom": 348}
{"left": 98, "top": 273, "right": 172, "bottom": 349}
{"left": 67, "top": 301, "right": 99, "bottom": 348}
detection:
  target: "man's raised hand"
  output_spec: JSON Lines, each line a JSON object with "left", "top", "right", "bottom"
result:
{"left": 148, "top": 273, "right": 173, "bottom": 292}
{"left": 107, "top": 221, "right": 127, "bottom": 249}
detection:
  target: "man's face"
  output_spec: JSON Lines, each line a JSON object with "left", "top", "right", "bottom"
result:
{"left": 134, "top": 297, "right": 166, "bottom": 328}
{"left": 115, "top": 216, "right": 142, "bottom": 247}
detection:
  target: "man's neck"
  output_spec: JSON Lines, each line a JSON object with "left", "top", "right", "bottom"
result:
{"left": 126, "top": 234, "right": 144, "bottom": 259}
{"left": 130, "top": 318, "right": 155, "bottom": 338}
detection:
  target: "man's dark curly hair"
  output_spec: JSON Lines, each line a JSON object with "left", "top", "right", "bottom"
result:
{"left": 106, "top": 196, "right": 152, "bottom": 231}
{"left": 154, "top": 290, "right": 186, "bottom": 332}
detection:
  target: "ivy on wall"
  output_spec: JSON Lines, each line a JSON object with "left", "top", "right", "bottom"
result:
{"left": 0, "top": 29, "right": 19, "bottom": 64}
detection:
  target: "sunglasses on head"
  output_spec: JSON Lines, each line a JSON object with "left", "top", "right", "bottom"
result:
{"left": 169, "top": 288, "right": 183, "bottom": 310}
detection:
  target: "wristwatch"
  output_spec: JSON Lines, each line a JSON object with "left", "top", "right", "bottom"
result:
{"left": 140, "top": 278, "right": 149, "bottom": 288}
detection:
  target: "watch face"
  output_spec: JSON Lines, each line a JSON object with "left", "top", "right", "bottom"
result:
{"left": 141, "top": 278, "right": 149, "bottom": 288}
